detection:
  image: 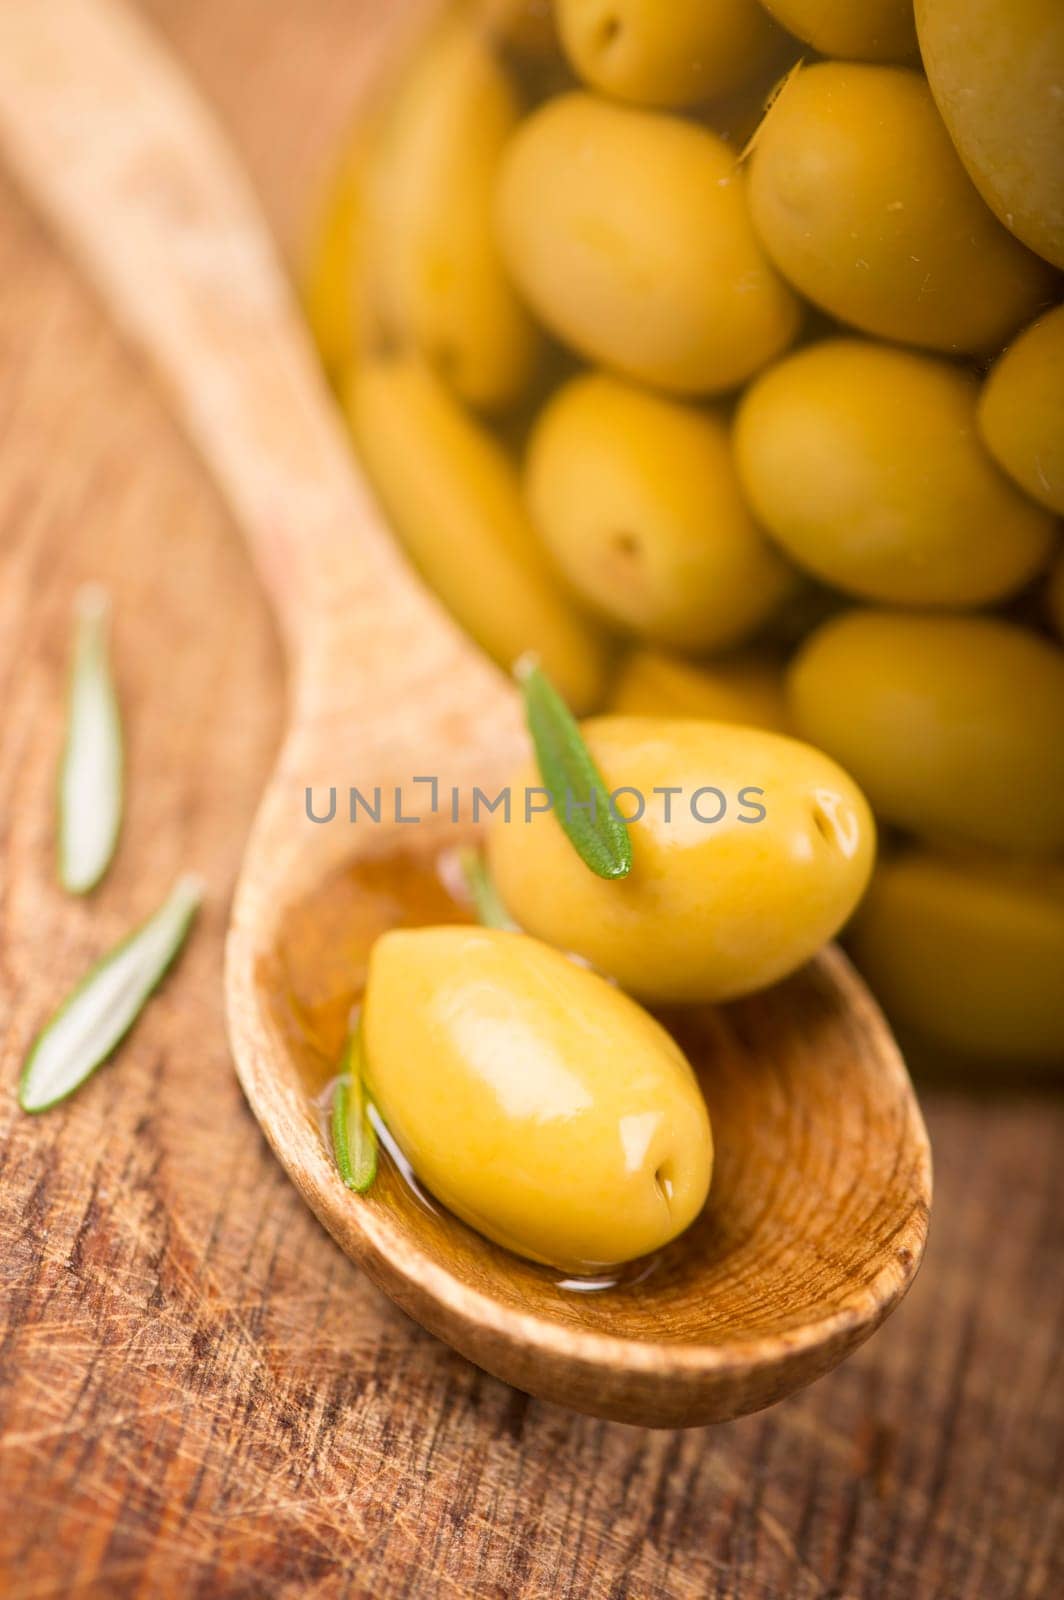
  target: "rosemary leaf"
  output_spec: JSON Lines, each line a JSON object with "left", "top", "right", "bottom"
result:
{"left": 331, "top": 1026, "right": 377, "bottom": 1193}
{"left": 517, "top": 657, "right": 632, "bottom": 881}
{"left": 458, "top": 847, "right": 517, "bottom": 930}
{"left": 59, "top": 584, "right": 124, "bottom": 895}
{"left": 19, "top": 874, "right": 204, "bottom": 1113}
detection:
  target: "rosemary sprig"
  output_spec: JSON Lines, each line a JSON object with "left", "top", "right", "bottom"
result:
{"left": 458, "top": 847, "right": 517, "bottom": 930}
{"left": 516, "top": 657, "right": 632, "bottom": 881}
{"left": 58, "top": 585, "right": 124, "bottom": 895}
{"left": 331, "top": 1024, "right": 378, "bottom": 1193}
{"left": 19, "top": 874, "right": 204, "bottom": 1113}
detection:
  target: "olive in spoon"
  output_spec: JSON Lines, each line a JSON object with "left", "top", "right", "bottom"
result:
{"left": 0, "top": 0, "right": 930, "bottom": 1427}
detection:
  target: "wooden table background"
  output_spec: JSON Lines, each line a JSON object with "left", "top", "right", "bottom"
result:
{"left": 0, "top": 3, "right": 1061, "bottom": 1595}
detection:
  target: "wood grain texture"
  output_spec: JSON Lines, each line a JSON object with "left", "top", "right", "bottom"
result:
{"left": 0, "top": 0, "right": 1061, "bottom": 1593}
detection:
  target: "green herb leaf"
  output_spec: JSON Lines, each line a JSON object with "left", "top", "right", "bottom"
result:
{"left": 517, "top": 657, "right": 632, "bottom": 881}
{"left": 58, "top": 585, "right": 124, "bottom": 894}
{"left": 458, "top": 847, "right": 517, "bottom": 930}
{"left": 19, "top": 874, "right": 203, "bottom": 1113}
{"left": 331, "top": 1026, "right": 377, "bottom": 1193}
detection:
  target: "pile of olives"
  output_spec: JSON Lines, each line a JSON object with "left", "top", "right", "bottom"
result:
{"left": 306, "top": 0, "right": 1064, "bottom": 1071}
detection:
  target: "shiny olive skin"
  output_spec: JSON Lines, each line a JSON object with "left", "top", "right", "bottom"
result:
{"left": 365, "top": 19, "right": 541, "bottom": 411}
{"left": 525, "top": 372, "right": 796, "bottom": 651}
{"left": 362, "top": 926, "right": 713, "bottom": 1272}
{"left": 760, "top": 0, "right": 918, "bottom": 62}
{"left": 979, "top": 305, "right": 1064, "bottom": 516}
{"left": 788, "top": 611, "right": 1064, "bottom": 857}
{"left": 608, "top": 649, "right": 790, "bottom": 734}
{"left": 556, "top": 0, "right": 781, "bottom": 110}
{"left": 488, "top": 717, "right": 875, "bottom": 1004}
{"left": 497, "top": 93, "right": 800, "bottom": 395}
{"left": 848, "top": 850, "right": 1064, "bottom": 1064}
{"left": 915, "top": 0, "right": 1064, "bottom": 269}
{"left": 348, "top": 357, "right": 609, "bottom": 713}
{"left": 748, "top": 63, "right": 1057, "bottom": 354}
{"left": 735, "top": 338, "right": 1057, "bottom": 607}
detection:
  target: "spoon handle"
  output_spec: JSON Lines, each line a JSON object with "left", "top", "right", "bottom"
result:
{"left": 0, "top": 0, "right": 415, "bottom": 671}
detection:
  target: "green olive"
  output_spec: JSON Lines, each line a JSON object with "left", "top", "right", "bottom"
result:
{"left": 788, "top": 611, "right": 1064, "bottom": 857}
{"left": 488, "top": 717, "right": 875, "bottom": 1003}
{"left": 848, "top": 850, "right": 1064, "bottom": 1064}
{"left": 915, "top": 0, "right": 1064, "bottom": 269}
{"left": 365, "top": 19, "right": 542, "bottom": 411}
{"left": 608, "top": 648, "right": 790, "bottom": 733}
{"left": 748, "top": 63, "right": 1057, "bottom": 354}
{"left": 978, "top": 305, "right": 1064, "bottom": 516}
{"left": 497, "top": 93, "right": 800, "bottom": 394}
{"left": 362, "top": 926, "right": 713, "bottom": 1272}
{"left": 301, "top": 115, "right": 380, "bottom": 383}
{"left": 525, "top": 372, "right": 796, "bottom": 651}
{"left": 348, "top": 356, "right": 609, "bottom": 713}
{"left": 759, "top": 0, "right": 918, "bottom": 62}
{"left": 555, "top": 0, "right": 781, "bottom": 110}
{"left": 735, "top": 338, "right": 1056, "bottom": 606}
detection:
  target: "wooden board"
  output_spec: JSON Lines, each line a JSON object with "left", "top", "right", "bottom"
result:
{"left": 0, "top": 2, "right": 1061, "bottom": 1594}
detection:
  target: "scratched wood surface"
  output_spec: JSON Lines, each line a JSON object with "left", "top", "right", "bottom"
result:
{"left": 0, "top": 2, "right": 1061, "bottom": 1595}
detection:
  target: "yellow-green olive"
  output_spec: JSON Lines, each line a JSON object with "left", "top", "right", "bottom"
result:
{"left": 788, "top": 611, "right": 1064, "bottom": 857}
{"left": 915, "top": 0, "right": 1064, "bottom": 269}
{"left": 525, "top": 372, "right": 796, "bottom": 651}
{"left": 748, "top": 63, "right": 1057, "bottom": 354}
{"left": 735, "top": 338, "right": 1056, "bottom": 606}
{"left": 608, "top": 649, "right": 790, "bottom": 733}
{"left": 759, "top": 0, "right": 918, "bottom": 62}
{"left": 979, "top": 305, "right": 1064, "bottom": 516}
{"left": 848, "top": 850, "right": 1064, "bottom": 1064}
{"left": 365, "top": 19, "right": 542, "bottom": 411}
{"left": 348, "top": 356, "right": 609, "bottom": 713}
{"left": 302, "top": 115, "right": 380, "bottom": 383}
{"left": 488, "top": 717, "right": 875, "bottom": 1004}
{"left": 477, "top": 0, "right": 558, "bottom": 59}
{"left": 362, "top": 926, "right": 713, "bottom": 1271}
{"left": 555, "top": 0, "right": 781, "bottom": 110}
{"left": 497, "top": 93, "right": 800, "bottom": 395}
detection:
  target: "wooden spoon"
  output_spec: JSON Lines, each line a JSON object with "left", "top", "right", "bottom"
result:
{"left": 0, "top": 0, "right": 931, "bottom": 1427}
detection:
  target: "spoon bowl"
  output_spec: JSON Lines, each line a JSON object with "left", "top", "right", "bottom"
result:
{"left": 0, "top": 0, "right": 931, "bottom": 1426}
{"left": 265, "top": 844, "right": 930, "bottom": 1426}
